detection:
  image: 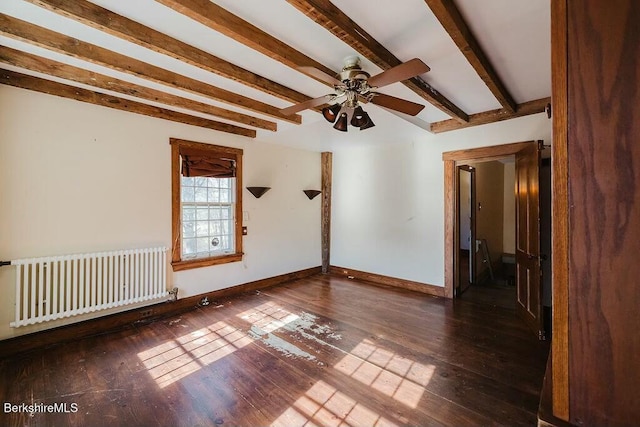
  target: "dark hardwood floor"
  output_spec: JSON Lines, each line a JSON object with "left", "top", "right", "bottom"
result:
{"left": 459, "top": 250, "right": 518, "bottom": 310}
{"left": 0, "top": 273, "right": 549, "bottom": 426}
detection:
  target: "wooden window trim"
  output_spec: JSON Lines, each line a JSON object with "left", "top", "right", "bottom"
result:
{"left": 170, "top": 138, "right": 243, "bottom": 271}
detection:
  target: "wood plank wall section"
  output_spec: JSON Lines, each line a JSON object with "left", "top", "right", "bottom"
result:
{"left": 0, "top": 267, "right": 321, "bottom": 359}
{"left": 566, "top": 0, "right": 640, "bottom": 425}
{"left": 0, "top": 69, "right": 256, "bottom": 138}
{"left": 321, "top": 152, "right": 332, "bottom": 273}
{"left": 550, "top": 0, "right": 569, "bottom": 421}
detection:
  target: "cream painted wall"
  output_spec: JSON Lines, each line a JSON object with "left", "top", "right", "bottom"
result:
{"left": 503, "top": 162, "right": 516, "bottom": 254}
{"left": 0, "top": 86, "right": 321, "bottom": 340}
{"left": 331, "top": 113, "right": 551, "bottom": 287}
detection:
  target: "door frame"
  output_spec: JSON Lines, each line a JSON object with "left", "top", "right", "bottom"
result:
{"left": 442, "top": 141, "right": 536, "bottom": 298}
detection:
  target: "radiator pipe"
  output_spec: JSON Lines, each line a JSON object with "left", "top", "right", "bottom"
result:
{"left": 0, "top": 261, "right": 11, "bottom": 267}
{"left": 168, "top": 287, "right": 178, "bottom": 302}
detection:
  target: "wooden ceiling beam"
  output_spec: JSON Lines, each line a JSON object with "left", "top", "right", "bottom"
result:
{"left": 0, "top": 14, "right": 301, "bottom": 124}
{"left": 285, "top": 0, "right": 469, "bottom": 123}
{"left": 423, "top": 0, "right": 517, "bottom": 112}
{"left": 0, "top": 46, "right": 276, "bottom": 131}
{"left": 0, "top": 69, "right": 256, "bottom": 137}
{"left": 25, "top": 0, "right": 311, "bottom": 106}
{"left": 155, "top": 0, "right": 338, "bottom": 87}
{"left": 430, "top": 97, "right": 550, "bottom": 133}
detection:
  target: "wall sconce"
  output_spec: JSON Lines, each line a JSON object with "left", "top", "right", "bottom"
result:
{"left": 246, "top": 187, "right": 270, "bottom": 198}
{"left": 303, "top": 190, "right": 321, "bottom": 200}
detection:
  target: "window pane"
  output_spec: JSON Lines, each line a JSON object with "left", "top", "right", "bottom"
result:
{"left": 182, "top": 177, "right": 194, "bottom": 187}
{"left": 195, "top": 177, "right": 207, "bottom": 188}
{"left": 195, "top": 187, "right": 208, "bottom": 203}
{"left": 208, "top": 188, "right": 220, "bottom": 203}
{"left": 196, "top": 237, "right": 210, "bottom": 253}
{"left": 183, "top": 238, "right": 196, "bottom": 255}
{"left": 183, "top": 221, "right": 195, "bottom": 238}
{"left": 181, "top": 186, "right": 195, "bottom": 202}
{"left": 196, "top": 207, "right": 209, "bottom": 220}
{"left": 210, "top": 221, "right": 221, "bottom": 235}
{"left": 196, "top": 221, "right": 209, "bottom": 237}
{"left": 183, "top": 207, "right": 195, "bottom": 221}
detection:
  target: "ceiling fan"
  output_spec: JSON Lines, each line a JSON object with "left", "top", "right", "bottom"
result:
{"left": 280, "top": 56, "right": 429, "bottom": 131}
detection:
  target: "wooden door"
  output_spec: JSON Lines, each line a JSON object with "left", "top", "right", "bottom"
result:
{"left": 515, "top": 142, "right": 544, "bottom": 339}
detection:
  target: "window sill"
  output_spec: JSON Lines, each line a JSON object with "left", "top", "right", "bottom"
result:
{"left": 171, "top": 253, "right": 243, "bottom": 271}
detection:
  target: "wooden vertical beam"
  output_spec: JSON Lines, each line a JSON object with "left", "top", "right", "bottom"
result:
{"left": 443, "top": 159, "right": 455, "bottom": 298}
{"left": 550, "top": 0, "right": 570, "bottom": 422}
{"left": 321, "top": 152, "right": 332, "bottom": 273}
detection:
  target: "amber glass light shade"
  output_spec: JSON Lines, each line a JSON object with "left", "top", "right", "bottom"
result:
{"left": 350, "top": 105, "right": 367, "bottom": 127}
{"left": 322, "top": 104, "right": 342, "bottom": 123}
{"left": 333, "top": 113, "right": 349, "bottom": 132}
{"left": 359, "top": 112, "right": 375, "bottom": 130}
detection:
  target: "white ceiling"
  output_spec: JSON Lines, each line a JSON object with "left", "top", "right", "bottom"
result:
{"left": 0, "top": 0, "right": 551, "bottom": 151}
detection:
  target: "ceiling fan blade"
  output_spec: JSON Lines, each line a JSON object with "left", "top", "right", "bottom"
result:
{"left": 370, "top": 93, "right": 425, "bottom": 116}
{"left": 367, "top": 58, "right": 430, "bottom": 88}
{"left": 298, "top": 66, "right": 342, "bottom": 86}
{"left": 279, "top": 95, "right": 334, "bottom": 115}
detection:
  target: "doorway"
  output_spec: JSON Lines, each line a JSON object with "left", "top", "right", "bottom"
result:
{"left": 443, "top": 141, "right": 550, "bottom": 339}
{"left": 456, "top": 165, "right": 476, "bottom": 296}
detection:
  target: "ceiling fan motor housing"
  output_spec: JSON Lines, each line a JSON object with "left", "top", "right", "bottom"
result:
{"left": 338, "top": 55, "right": 370, "bottom": 87}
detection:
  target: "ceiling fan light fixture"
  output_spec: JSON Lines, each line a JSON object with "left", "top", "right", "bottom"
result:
{"left": 359, "top": 112, "right": 375, "bottom": 130}
{"left": 333, "top": 113, "right": 349, "bottom": 132}
{"left": 322, "top": 104, "right": 342, "bottom": 123}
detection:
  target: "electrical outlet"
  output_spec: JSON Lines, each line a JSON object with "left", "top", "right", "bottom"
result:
{"left": 140, "top": 309, "right": 154, "bottom": 318}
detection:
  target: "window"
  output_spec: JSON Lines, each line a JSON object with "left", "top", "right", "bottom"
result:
{"left": 170, "top": 138, "right": 243, "bottom": 271}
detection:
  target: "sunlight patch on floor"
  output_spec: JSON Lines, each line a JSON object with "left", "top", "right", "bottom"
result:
{"left": 238, "top": 301, "right": 301, "bottom": 333}
{"left": 272, "top": 380, "right": 398, "bottom": 427}
{"left": 334, "top": 339, "right": 435, "bottom": 408}
{"left": 137, "top": 320, "right": 252, "bottom": 388}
